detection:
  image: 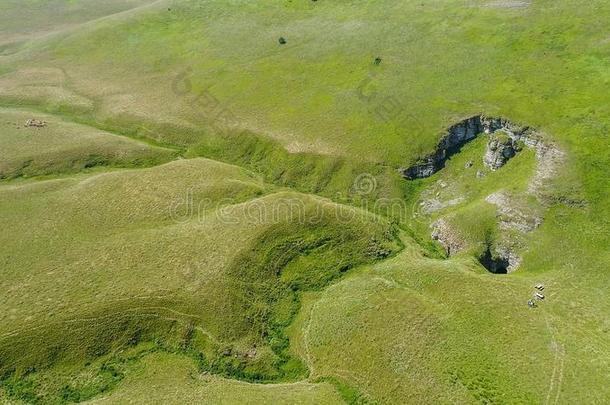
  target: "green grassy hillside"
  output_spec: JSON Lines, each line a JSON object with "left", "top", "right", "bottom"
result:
{"left": 87, "top": 352, "right": 344, "bottom": 405}
{"left": 0, "top": 158, "right": 400, "bottom": 402}
{"left": 0, "top": 0, "right": 608, "bottom": 404}
{"left": 0, "top": 0, "right": 156, "bottom": 53}
{"left": 0, "top": 107, "right": 177, "bottom": 179}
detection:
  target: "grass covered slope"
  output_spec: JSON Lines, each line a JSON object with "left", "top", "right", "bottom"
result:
{"left": 0, "top": 158, "right": 400, "bottom": 402}
{"left": 1, "top": 0, "right": 606, "bottom": 214}
{"left": 297, "top": 238, "right": 610, "bottom": 404}
{"left": 87, "top": 353, "right": 344, "bottom": 405}
{"left": 0, "top": 0, "right": 608, "bottom": 404}
{"left": 0, "top": 107, "right": 177, "bottom": 179}
{"left": 1, "top": 0, "right": 607, "bottom": 165}
{"left": 0, "top": 0, "right": 157, "bottom": 53}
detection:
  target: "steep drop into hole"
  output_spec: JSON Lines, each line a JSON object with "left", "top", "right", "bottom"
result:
{"left": 478, "top": 247, "right": 509, "bottom": 274}
{"left": 400, "top": 115, "right": 541, "bottom": 179}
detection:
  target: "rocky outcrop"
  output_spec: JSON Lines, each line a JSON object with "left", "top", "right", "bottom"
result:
{"left": 430, "top": 218, "right": 466, "bottom": 256}
{"left": 399, "top": 114, "right": 552, "bottom": 179}
{"left": 431, "top": 216, "right": 524, "bottom": 273}
{"left": 400, "top": 116, "right": 482, "bottom": 179}
{"left": 483, "top": 131, "right": 518, "bottom": 170}
{"left": 485, "top": 192, "right": 542, "bottom": 233}
{"left": 404, "top": 114, "right": 568, "bottom": 274}
{"left": 527, "top": 142, "right": 566, "bottom": 200}
{"left": 420, "top": 197, "right": 464, "bottom": 215}
{"left": 402, "top": 114, "right": 568, "bottom": 201}
{"left": 494, "top": 244, "right": 522, "bottom": 273}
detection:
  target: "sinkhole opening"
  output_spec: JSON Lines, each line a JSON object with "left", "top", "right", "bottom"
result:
{"left": 478, "top": 247, "right": 509, "bottom": 274}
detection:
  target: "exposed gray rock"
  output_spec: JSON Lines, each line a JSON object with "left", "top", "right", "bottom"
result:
{"left": 478, "top": 246, "right": 510, "bottom": 274}
{"left": 420, "top": 197, "right": 464, "bottom": 214}
{"left": 483, "top": 131, "right": 518, "bottom": 170}
{"left": 431, "top": 216, "right": 523, "bottom": 273}
{"left": 405, "top": 114, "right": 569, "bottom": 274}
{"left": 485, "top": 192, "right": 542, "bottom": 232}
{"left": 478, "top": 244, "right": 522, "bottom": 274}
{"left": 400, "top": 116, "right": 482, "bottom": 179}
{"left": 528, "top": 142, "right": 566, "bottom": 200}
{"left": 430, "top": 218, "right": 465, "bottom": 256}
{"left": 495, "top": 245, "right": 522, "bottom": 273}
{"left": 399, "top": 115, "right": 557, "bottom": 181}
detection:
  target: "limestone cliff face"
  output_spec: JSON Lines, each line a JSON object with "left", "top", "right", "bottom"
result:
{"left": 400, "top": 116, "right": 482, "bottom": 179}
{"left": 399, "top": 115, "right": 547, "bottom": 179}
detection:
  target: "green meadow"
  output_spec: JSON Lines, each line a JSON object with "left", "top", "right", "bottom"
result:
{"left": 0, "top": 0, "right": 608, "bottom": 403}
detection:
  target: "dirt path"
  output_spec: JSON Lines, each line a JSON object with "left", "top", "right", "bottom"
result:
{"left": 544, "top": 315, "right": 565, "bottom": 405}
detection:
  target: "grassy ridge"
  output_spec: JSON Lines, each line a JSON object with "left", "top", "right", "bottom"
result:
{"left": 2, "top": 0, "right": 607, "bottom": 166}
{"left": 87, "top": 352, "right": 344, "bottom": 405}
{"left": 0, "top": 0, "right": 156, "bottom": 53}
{"left": 0, "top": 159, "right": 401, "bottom": 402}
{"left": 0, "top": 107, "right": 177, "bottom": 179}
{"left": 298, "top": 232, "right": 610, "bottom": 404}
{"left": 0, "top": 0, "right": 608, "bottom": 403}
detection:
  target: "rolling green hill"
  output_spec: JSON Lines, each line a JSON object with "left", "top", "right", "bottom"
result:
{"left": 0, "top": 0, "right": 608, "bottom": 404}
{"left": 0, "top": 107, "right": 177, "bottom": 179}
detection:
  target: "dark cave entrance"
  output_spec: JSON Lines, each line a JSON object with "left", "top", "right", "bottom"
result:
{"left": 478, "top": 247, "right": 509, "bottom": 274}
